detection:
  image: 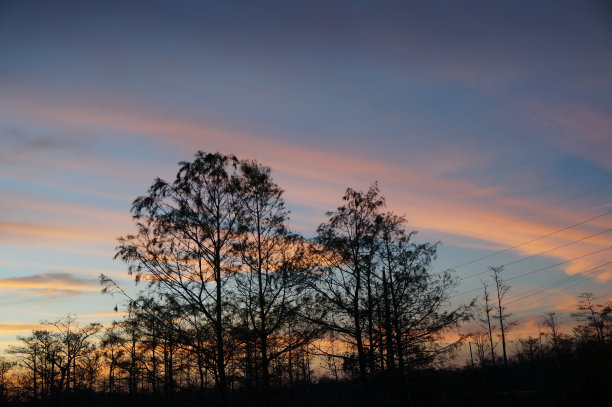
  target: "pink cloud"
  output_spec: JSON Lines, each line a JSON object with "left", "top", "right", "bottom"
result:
{"left": 520, "top": 100, "right": 612, "bottom": 170}
{"left": 0, "top": 273, "right": 99, "bottom": 297}
{"left": 2, "top": 98, "right": 611, "bottom": 283}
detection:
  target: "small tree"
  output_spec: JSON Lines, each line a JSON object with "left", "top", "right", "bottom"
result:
{"left": 543, "top": 312, "right": 562, "bottom": 354}
{"left": 572, "top": 293, "right": 611, "bottom": 344}
{"left": 479, "top": 280, "right": 497, "bottom": 366}
{"left": 8, "top": 317, "right": 100, "bottom": 399}
{"left": 0, "top": 358, "right": 15, "bottom": 402}
{"left": 490, "top": 266, "right": 513, "bottom": 367}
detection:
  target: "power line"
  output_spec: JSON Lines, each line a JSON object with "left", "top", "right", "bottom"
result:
{"left": 505, "top": 247, "right": 612, "bottom": 283}
{"left": 498, "top": 288, "right": 612, "bottom": 328}
{"left": 460, "top": 227, "right": 612, "bottom": 281}
{"left": 450, "top": 246, "right": 612, "bottom": 299}
{"left": 502, "top": 228, "right": 612, "bottom": 268}
{"left": 450, "top": 208, "right": 612, "bottom": 270}
{"left": 444, "top": 181, "right": 611, "bottom": 249}
{"left": 506, "top": 262, "right": 612, "bottom": 305}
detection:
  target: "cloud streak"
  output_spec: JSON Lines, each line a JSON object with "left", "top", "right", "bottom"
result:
{"left": 2, "top": 100, "right": 611, "bottom": 282}
{"left": 0, "top": 273, "right": 99, "bottom": 297}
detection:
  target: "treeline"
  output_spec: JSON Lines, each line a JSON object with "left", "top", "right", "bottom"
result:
{"left": 2, "top": 291, "right": 610, "bottom": 406}
{"left": 1, "top": 151, "right": 610, "bottom": 406}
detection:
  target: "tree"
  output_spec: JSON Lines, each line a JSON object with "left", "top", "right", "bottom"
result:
{"left": 572, "top": 293, "right": 611, "bottom": 344}
{"left": 310, "top": 184, "right": 471, "bottom": 402}
{"left": 233, "top": 160, "right": 317, "bottom": 392}
{"left": 543, "top": 312, "right": 562, "bottom": 354}
{"left": 311, "top": 184, "right": 384, "bottom": 395}
{"left": 51, "top": 315, "right": 101, "bottom": 393}
{"left": 115, "top": 152, "right": 244, "bottom": 404}
{"left": 377, "top": 212, "right": 470, "bottom": 372}
{"left": 0, "top": 358, "right": 14, "bottom": 402}
{"left": 479, "top": 280, "right": 497, "bottom": 366}
{"left": 8, "top": 317, "right": 100, "bottom": 399}
{"left": 490, "top": 266, "right": 513, "bottom": 367}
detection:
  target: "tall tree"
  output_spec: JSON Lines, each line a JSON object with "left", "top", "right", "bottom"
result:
{"left": 480, "top": 280, "right": 497, "bottom": 366}
{"left": 311, "top": 184, "right": 384, "bottom": 395}
{"left": 543, "top": 312, "right": 562, "bottom": 354}
{"left": 311, "top": 183, "right": 471, "bottom": 401}
{"left": 234, "top": 160, "right": 316, "bottom": 392}
{"left": 491, "top": 266, "right": 512, "bottom": 367}
{"left": 115, "top": 151, "right": 244, "bottom": 405}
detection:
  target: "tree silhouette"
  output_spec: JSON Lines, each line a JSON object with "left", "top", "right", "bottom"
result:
{"left": 115, "top": 152, "right": 244, "bottom": 404}
{"left": 490, "top": 266, "right": 513, "bottom": 367}
{"left": 310, "top": 184, "right": 470, "bottom": 404}
{"left": 8, "top": 317, "right": 99, "bottom": 399}
{"left": 233, "top": 160, "right": 317, "bottom": 394}
{"left": 479, "top": 279, "right": 497, "bottom": 366}
{"left": 572, "top": 293, "right": 611, "bottom": 343}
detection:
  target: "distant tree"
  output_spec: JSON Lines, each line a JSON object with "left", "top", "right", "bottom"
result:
{"left": 572, "top": 293, "right": 611, "bottom": 344}
{"left": 515, "top": 336, "right": 542, "bottom": 363}
{"left": 490, "top": 266, "right": 513, "bottom": 367}
{"left": 8, "top": 316, "right": 99, "bottom": 399}
{"left": 0, "top": 358, "right": 15, "bottom": 402}
{"left": 479, "top": 280, "right": 497, "bottom": 366}
{"left": 8, "top": 332, "right": 41, "bottom": 398}
{"left": 470, "top": 331, "right": 489, "bottom": 368}
{"left": 51, "top": 315, "right": 101, "bottom": 393}
{"left": 543, "top": 312, "right": 562, "bottom": 354}
{"left": 100, "top": 322, "right": 126, "bottom": 393}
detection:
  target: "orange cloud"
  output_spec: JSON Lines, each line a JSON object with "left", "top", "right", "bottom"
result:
{"left": 0, "top": 190, "right": 131, "bottom": 249}
{"left": 2, "top": 98, "right": 611, "bottom": 284}
{"left": 0, "top": 322, "right": 44, "bottom": 334}
{"left": 0, "top": 273, "right": 98, "bottom": 296}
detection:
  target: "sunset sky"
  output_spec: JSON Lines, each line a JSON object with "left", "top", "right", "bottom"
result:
{"left": 1, "top": 1, "right": 611, "bottom": 349}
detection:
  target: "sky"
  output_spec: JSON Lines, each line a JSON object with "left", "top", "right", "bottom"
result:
{"left": 0, "top": 0, "right": 611, "bottom": 350}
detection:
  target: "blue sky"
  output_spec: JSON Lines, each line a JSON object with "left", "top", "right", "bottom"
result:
{"left": 0, "top": 0, "right": 611, "bottom": 346}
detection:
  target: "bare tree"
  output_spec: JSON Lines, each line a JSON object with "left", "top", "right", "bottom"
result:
{"left": 572, "top": 293, "right": 611, "bottom": 344}
{"left": 490, "top": 266, "right": 513, "bottom": 367}
{"left": 8, "top": 317, "right": 99, "bottom": 399}
{"left": 479, "top": 279, "right": 497, "bottom": 366}
{"left": 543, "top": 312, "right": 562, "bottom": 354}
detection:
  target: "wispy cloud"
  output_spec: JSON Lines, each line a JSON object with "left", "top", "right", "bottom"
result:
{"left": 520, "top": 100, "right": 612, "bottom": 170}
{"left": 2, "top": 100, "right": 611, "bottom": 282}
{"left": 0, "top": 273, "right": 98, "bottom": 297}
{"left": 0, "top": 322, "right": 44, "bottom": 334}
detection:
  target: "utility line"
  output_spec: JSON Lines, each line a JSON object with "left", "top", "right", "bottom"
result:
{"left": 460, "top": 227, "right": 612, "bottom": 281}
{"left": 451, "top": 208, "right": 612, "bottom": 270}
{"left": 445, "top": 181, "right": 610, "bottom": 249}
{"left": 493, "top": 287, "right": 612, "bottom": 328}
{"left": 505, "top": 247, "right": 611, "bottom": 283}
{"left": 506, "top": 262, "right": 612, "bottom": 305}
{"left": 450, "top": 246, "right": 612, "bottom": 299}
